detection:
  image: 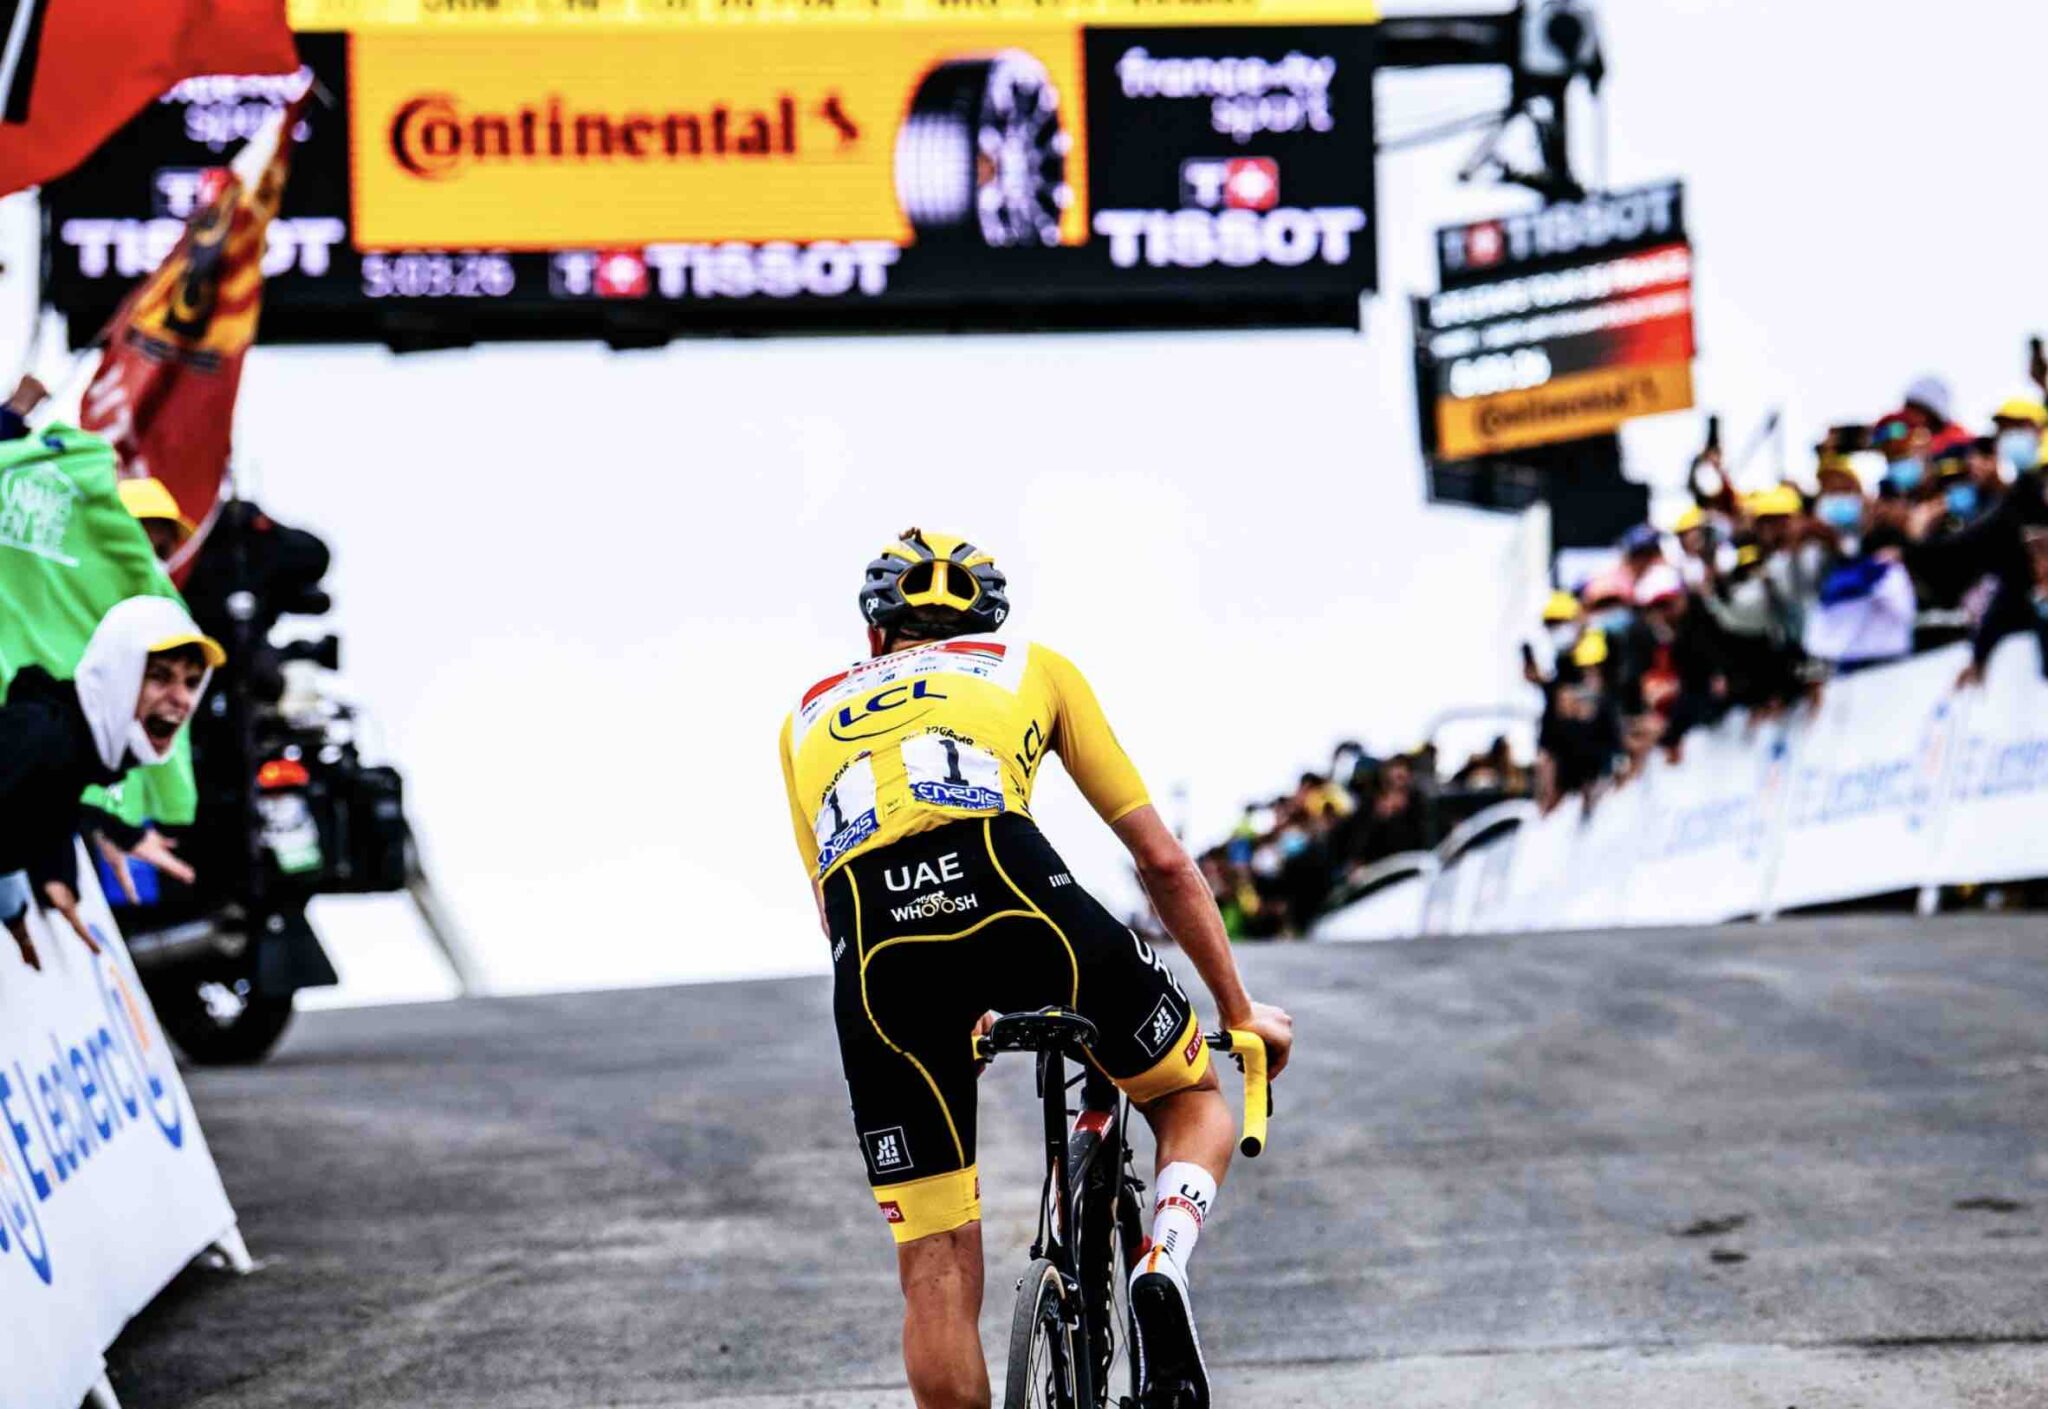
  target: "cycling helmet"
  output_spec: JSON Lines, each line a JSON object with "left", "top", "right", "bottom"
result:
{"left": 859, "top": 527, "right": 1009, "bottom": 636}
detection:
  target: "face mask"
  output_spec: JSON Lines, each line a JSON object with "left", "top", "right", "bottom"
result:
{"left": 1885, "top": 456, "right": 1925, "bottom": 492}
{"left": 1546, "top": 623, "right": 1580, "bottom": 652}
{"left": 1593, "top": 607, "right": 1632, "bottom": 635}
{"left": 1945, "top": 483, "right": 1981, "bottom": 519}
{"left": 1998, "top": 430, "right": 2041, "bottom": 474}
{"left": 1816, "top": 493, "right": 1863, "bottom": 531}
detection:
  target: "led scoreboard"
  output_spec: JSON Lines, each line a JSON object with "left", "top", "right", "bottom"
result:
{"left": 44, "top": 0, "right": 1381, "bottom": 345}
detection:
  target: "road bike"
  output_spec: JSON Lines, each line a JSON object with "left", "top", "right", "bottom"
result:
{"left": 973, "top": 1009, "right": 1270, "bottom": 1409}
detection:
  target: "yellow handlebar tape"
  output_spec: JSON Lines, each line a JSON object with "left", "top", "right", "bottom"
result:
{"left": 1221, "top": 1029, "right": 1270, "bottom": 1158}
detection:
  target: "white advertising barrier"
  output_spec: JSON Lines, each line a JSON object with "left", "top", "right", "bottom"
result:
{"left": 1931, "top": 635, "right": 2048, "bottom": 887}
{"left": 0, "top": 849, "right": 239, "bottom": 1409}
{"left": 1316, "top": 637, "right": 2048, "bottom": 941}
{"left": 1767, "top": 644, "right": 1971, "bottom": 913}
{"left": 1620, "top": 712, "right": 1794, "bottom": 926}
{"left": 1313, "top": 854, "right": 1434, "bottom": 942}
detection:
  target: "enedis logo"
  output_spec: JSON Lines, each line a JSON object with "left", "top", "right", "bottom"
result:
{"left": 350, "top": 31, "right": 1089, "bottom": 250}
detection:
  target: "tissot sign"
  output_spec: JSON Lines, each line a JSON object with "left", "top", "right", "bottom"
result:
{"left": 1436, "top": 181, "right": 1686, "bottom": 288}
{"left": 1416, "top": 179, "right": 1696, "bottom": 460}
{"left": 43, "top": 1, "right": 1380, "bottom": 345}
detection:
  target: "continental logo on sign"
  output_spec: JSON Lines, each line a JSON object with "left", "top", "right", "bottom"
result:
{"left": 1437, "top": 361, "right": 1694, "bottom": 461}
{"left": 386, "top": 93, "right": 815, "bottom": 177}
{"left": 349, "top": 31, "right": 1089, "bottom": 248}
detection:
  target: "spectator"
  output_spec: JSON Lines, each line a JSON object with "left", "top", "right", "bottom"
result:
{"left": 1962, "top": 525, "right": 2048, "bottom": 685}
{"left": 1633, "top": 563, "right": 1729, "bottom": 757}
{"left": 0, "top": 374, "right": 45, "bottom": 441}
{"left": 0, "top": 597, "right": 219, "bottom": 970}
{"left": 1806, "top": 504, "right": 1917, "bottom": 673}
{"left": 1617, "top": 523, "right": 1666, "bottom": 595}
{"left": 118, "top": 477, "right": 198, "bottom": 564}
{"left": 1991, "top": 398, "right": 2045, "bottom": 482}
{"left": 1356, "top": 755, "right": 1426, "bottom": 860}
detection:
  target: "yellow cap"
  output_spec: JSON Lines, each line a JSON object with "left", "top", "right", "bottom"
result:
{"left": 1541, "top": 589, "right": 1582, "bottom": 623}
{"left": 147, "top": 630, "right": 228, "bottom": 669}
{"left": 1673, "top": 504, "right": 1705, "bottom": 533}
{"left": 1570, "top": 628, "right": 1609, "bottom": 669}
{"left": 118, "top": 477, "right": 196, "bottom": 539}
{"left": 1991, "top": 397, "right": 2048, "bottom": 428}
{"left": 1744, "top": 483, "right": 1803, "bottom": 518}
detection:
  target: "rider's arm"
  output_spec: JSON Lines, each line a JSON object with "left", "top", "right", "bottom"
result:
{"left": 778, "top": 715, "right": 822, "bottom": 879}
{"left": 1114, "top": 805, "right": 1292, "bottom": 1075}
{"left": 1112, "top": 805, "right": 1252, "bottom": 1025}
{"left": 1039, "top": 648, "right": 1291, "bottom": 1072}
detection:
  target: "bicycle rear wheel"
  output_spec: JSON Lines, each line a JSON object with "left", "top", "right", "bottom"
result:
{"left": 1005, "top": 1257, "right": 1081, "bottom": 1409}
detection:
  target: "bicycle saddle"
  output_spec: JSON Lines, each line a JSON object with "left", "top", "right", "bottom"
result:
{"left": 983, "top": 1007, "right": 1101, "bottom": 1055}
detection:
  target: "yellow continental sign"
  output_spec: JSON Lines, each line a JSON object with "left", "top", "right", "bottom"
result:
{"left": 1436, "top": 361, "right": 1695, "bottom": 461}
{"left": 349, "top": 30, "right": 1090, "bottom": 248}
{"left": 295, "top": 0, "right": 1375, "bottom": 28}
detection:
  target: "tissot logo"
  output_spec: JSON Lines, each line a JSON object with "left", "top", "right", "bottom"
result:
{"left": 386, "top": 93, "right": 808, "bottom": 180}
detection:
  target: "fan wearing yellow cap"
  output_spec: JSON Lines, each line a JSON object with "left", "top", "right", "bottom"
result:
{"left": 1, "top": 596, "right": 223, "bottom": 969}
{"left": 118, "top": 476, "right": 198, "bottom": 564}
{"left": 1991, "top": 398, "right": 2047, "bottom": 480}
{"left": 779, "top": 528, "right": 1294, "bottom": 1409}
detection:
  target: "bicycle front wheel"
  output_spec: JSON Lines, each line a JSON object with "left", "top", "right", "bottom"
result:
{"left": 1005, "top": 1257, "right": 1081, "bottom": 1409}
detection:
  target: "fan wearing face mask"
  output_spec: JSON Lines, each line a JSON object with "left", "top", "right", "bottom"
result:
{"left": 0, "top": 597, "right": 223, "bottom": 971}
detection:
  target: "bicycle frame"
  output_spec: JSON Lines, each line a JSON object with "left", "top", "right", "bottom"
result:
{"left": 1027, "top": 1041, "right": 1137, "bottom": 1409}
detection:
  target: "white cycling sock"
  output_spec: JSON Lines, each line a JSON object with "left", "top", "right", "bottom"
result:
{"left": 1147, "top": 1161, "right": 1217, "bottom": 1269}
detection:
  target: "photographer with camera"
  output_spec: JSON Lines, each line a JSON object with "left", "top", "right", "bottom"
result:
{"left": 0, "top": 597, "right": 221, "bottom": 971}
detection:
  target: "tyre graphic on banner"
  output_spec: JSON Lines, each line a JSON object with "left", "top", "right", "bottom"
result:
{"left": 896, "top": 52, "right": 1071, "bottom": 249}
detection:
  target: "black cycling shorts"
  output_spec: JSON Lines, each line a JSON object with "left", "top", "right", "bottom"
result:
{"left": 821, "top": 813, "right": 1211, "bottom": 1243}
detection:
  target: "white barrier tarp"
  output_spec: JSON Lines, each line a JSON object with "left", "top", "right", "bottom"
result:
{"left": 1337, "top": 637, "right": 2048, "bottom": 942}
{"left": 1624, "top": 713, "right": 1793, "bottom": 927}
{"left": 1933, "top": 635, "right": 2048, "bottom": 887}
{"left": 0, "top": 851, "right": 237, "bottom": 1409}
{"left": 1769, "top": 646, "right": 1968, "bottom": 912}
{"left": 1314, "top": 873, "right": 1429, "bottom": 942}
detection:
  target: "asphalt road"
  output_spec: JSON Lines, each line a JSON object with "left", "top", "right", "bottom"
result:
{"left": 107, "top": 914, "right": 2048, "bottom": 1407}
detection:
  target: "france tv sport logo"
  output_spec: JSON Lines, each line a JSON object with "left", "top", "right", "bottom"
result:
{"left": 1179, "top": 158, "right": 1280, "bottom": 212}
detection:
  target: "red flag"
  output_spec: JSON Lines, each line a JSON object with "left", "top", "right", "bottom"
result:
{"left": 0, "top": 0, "right": 297, "bottom": 197}
{"left": 80, "top": 94, "right": 303, "bottom": 582}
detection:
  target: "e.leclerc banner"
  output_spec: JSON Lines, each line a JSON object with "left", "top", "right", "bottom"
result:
{"left": 0, "top": 852, "right": 238, "bottom": 1409}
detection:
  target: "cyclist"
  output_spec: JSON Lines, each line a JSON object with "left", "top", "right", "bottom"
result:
{"left": 779, "top": 528, "right": 1294, "bottom": 1409}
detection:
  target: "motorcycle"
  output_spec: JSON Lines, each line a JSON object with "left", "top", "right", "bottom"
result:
{"left": 111, "top": 502, "right": 414, "bottom": 1065}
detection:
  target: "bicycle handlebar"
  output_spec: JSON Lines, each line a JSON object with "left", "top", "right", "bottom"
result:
{"left": 970, "top": 1011, "right": 1272, "bottom": 1157}
{"left": 1206, "top": 1029, "right": 1271, "bottom": 1158}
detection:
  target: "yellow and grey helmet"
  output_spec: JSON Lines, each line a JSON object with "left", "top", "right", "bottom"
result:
{"left": 859, "top": 527, "right": 1009, "bottom": 636}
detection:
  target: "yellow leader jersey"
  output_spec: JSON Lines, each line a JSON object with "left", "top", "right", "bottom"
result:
{"left": 780, "top": 635, "right": 1150, "bottom": 882}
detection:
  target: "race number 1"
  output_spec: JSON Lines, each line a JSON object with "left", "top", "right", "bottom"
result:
{"left": 902, "top": 735, "right": 1004, "bottom": 812}
{"left": 815, "top": 755, "right": 880, "bottom": 874}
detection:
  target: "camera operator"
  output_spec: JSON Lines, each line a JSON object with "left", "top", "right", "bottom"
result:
{"left": 0, "top": 597, "right": 221, "bottom": 970}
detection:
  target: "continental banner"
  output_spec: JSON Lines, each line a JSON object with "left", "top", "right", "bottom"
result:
{"left": 349, "top": 30, "right": 1093, "bottom": 249}
{"left": 1437, "top": 360, "right": 1694, "bottom": 461}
